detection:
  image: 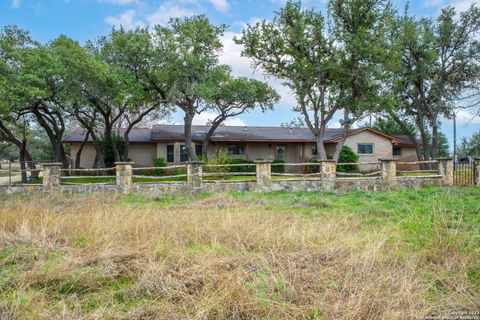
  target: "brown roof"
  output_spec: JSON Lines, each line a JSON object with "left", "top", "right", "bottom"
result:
{"left": 63, "top": 125, "right": 414, "bottom": 146}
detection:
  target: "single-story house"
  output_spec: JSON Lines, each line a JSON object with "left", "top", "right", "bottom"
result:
{"left": 63, "top": 125, "right": 418, "bottom": 172}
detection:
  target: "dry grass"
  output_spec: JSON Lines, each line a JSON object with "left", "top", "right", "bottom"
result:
{"left": 0, "top": 187, "right": 479, "bottom": 319}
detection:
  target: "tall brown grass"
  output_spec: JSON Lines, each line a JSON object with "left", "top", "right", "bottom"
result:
{"left": 0, "top": 192, "right": 478, "bottom": 319}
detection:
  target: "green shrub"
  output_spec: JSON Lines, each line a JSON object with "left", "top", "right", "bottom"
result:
{"left": 223, "top": 158, "right": 256, "bottom": 173}
{"left": 337, "top": 146, "right": 359, "bottom": 173}
{"left": 306, "top": 157, "right": 321, "bottom": 174}
{"left": 152, "top": 157, "right": 167, "bottom": 176}
{"left": 272, "top": 159, "right": 285, "bottom": 173}
{"left": 306, "top": 146, "right": 359, "bottom": 173}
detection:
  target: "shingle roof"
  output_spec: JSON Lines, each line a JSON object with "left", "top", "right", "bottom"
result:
{"left": 63, "top": 125, "right": 413, "bottom": 146}
{"left": 392, "top": 135, "right": 414, "bottom": 146}
{"left": 150, "top": 125, "right": 359, "bottom": 142}
{"left": 63, "top": 128, "right": 152, "bottom": 143}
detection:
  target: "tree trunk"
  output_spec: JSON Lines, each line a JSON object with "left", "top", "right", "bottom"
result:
{"left": 75, "top": 132, "right": 90, "bottom": 169}
{"left": 201, "top": 119, "right": 224, "bottom": 161}
{"left": 315, "top": 134, "right": 328, "bottom": 160}
{"left": 184, "top": 111, "right": 198, "bottom": 161}
{"left": 431, "top": 122, "right": 439, "bottom": 159}
{"left": 19, "top": 142, "right": 27, "bottom": 183}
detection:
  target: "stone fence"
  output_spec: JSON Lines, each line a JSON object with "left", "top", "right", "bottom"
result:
{"left": 1, "top": 158, "right": 479, "bottom": 195}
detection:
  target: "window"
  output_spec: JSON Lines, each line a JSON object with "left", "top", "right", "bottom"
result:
{"left": 311, "top": 144, "right": 317, "bottom": 157}
{"left": 166, "top": 145, "right": 174, "bottom": 163}
{"left": 180, "top": 145, "right": 189, "bottom": 162}
{"left": 357, "top": 143, "right": 374, "bottom": 155}
{"left": 227, "top": 144, "right": 244, "bottom": 156}
{"left": 195, "top": 144, "right": 203, "bottom": 158}
{"left": 393, "top": 147, "right": 402, "bottom": 157}
{"left": 276, "top": 146, "right": 286, "bottom": 161}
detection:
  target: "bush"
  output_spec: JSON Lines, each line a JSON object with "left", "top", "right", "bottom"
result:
{"left": 337, "top": 146, "right": 359, "bottom": 173}
{"left": 306, "top": 146, "right": 359, "bottom": 173}
{"left": 223, "top": 158, "right": 256, "bottom": 173}
{"left": 152, "top": 157, "right": 167, "bottom": 176}
{"left": 306, "top": 157, "right": 321, "bottom": 174}
{"left": 272, "top": 159, "right": 285, "bottom": 173}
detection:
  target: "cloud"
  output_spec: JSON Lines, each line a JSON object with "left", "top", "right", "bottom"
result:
{"left": 209, "top": 0, "right": 229, "bottom": 12}
{"left": 99, "top": 0, "right": 139, "bottom": 5}
{"left": 147, "top": 2, "right": 195, "bottom": 25}
{"left": 105, "top": 10, "right": 145, "bottom": 29}
{"left": 11, "top": 0, "right": 20, "bottom": 8}
{"left": 455, "top": 109, "right": 480, "bottom": 124}
{"left": 192, "top": 111, "right": 247, "bottom": 126}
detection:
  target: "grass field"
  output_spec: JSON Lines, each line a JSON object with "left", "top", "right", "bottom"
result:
{"left": 0, "top": 186, "right": 479, "bottom": 319}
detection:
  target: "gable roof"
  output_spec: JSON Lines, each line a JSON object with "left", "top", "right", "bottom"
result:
{"left": 63, "top": 125, "right": 414, "bottom": 146}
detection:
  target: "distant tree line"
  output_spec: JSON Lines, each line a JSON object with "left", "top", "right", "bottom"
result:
{"left": 1, "top": 0, "right": 479, "bottom": 179}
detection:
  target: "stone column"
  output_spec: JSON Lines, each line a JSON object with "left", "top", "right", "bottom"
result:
{"left": 379, "top": 158, "right": 397, "bottom": 185}
{"left": 42, "top": 162, "right": 63, "bottom": 192}
{"left": 187, "top": 161, "right": 203, "bottom": 191}
{"left": 473, "top": 157, "right": 480, "bottom": 186}
{"left": 318, "top": 160, "right": 337, "bottom": 179}
{"left": 115, "top": 162, "right": 134, "bottom": 194}
{"left": 255, "top": 160, "right": 272, "bottom": 190}
{"left": 437, "top": 158, "right": 453, "bottom": 186}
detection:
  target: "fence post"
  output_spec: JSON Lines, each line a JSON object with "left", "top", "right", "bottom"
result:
{"left": 187, "top": 161, "right": 203, "bottom": 191}
{"left": 42, "top": 162, "right": 63, "bottom": 192}
{"left": 437, "top": 158, "right": 453, "bottom": 186}
{"left": 115, "top": 162, "right": 134, "bottom": 194}
{"left": 379, "top": 158, "right": 397, "bottom": 185}
{"left": 255, "top": 160, "right": 272, "bottom": 190}
{"left": 474, "top": 157, "right": 480, "bottom": 186}
{"left": 317, "top": 160, "right": 336, "bottom": 190}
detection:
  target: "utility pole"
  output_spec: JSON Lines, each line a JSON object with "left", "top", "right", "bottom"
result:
{"left": 453, "top": 110, "right": 457, "bottom": 167}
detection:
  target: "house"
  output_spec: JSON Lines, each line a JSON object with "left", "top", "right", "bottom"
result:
{"left": 63, "top": 125, "right": 418, "bottom": 172}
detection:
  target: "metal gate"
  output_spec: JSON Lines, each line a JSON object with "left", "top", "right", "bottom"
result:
{"left": 453, "top": 162, "right": 476, "bottom": 186}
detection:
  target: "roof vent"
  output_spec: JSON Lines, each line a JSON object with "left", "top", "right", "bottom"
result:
{"left": 243, "top": 126, "right": 248, "bottom": 131}
{"left": 289, "top": 128, "right": 293, "bottom": 134}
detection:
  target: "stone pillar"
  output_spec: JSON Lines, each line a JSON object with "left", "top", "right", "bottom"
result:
{"left": 437, "top": 158, "right": 453, "bottom": 186}
{"left": 43, "top": 162, "right": 63, "bottom": 191}
{"left": 379, "top": 159, "right": 397, "bottom": 185}
{"left": 255, "top": 160, "right": 272, "bottom": 190}
{"left": 318, "top": 160, "right": 337, "bottom": 179}
{"left": 473, "top": 158, "right": 480, "bottom": 186}
{"left": 187, "top": 161, "right": 203, "bottom": 191}
{"left": 115, "top": 162, "right": 134, "bottom": 194}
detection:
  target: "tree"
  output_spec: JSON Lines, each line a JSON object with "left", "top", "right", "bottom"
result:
{"left": 199, "top": 67, "right": 279, "bottom": 157}
{"left": 151, "top": 16, "right": 226, "bottom": 160}
{"left": 458, "top": 131, "right": 480, "bottom": 157}
{"left": 372, "top": 116, "right": 417, "bottom": 136}
{"left": 389, "top": 5, "right": 480, "bottom": 161}
{"left": 328, "top": 0, "right": 393, "bottom": 160}
{"left": 236, "top": 1, "right": 339, "bottom": 159}
{"left": 0, "top": 26, "right": 40, "bottom": 181}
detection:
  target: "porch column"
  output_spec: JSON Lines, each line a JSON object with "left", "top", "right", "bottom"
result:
{"left": 255, "top": 160, "right": 272, "bottom": 190}
{"left": 187, "top": 161, "right": 203, "bottom": 191}
{"left": 115, "top": 162, "right": 134, "bottom": 194}
{"left": 474, "top": 157, "right": 480, "bottom": 186}
{"left": 42, "top": 162, "right": 63, "bottom": 192}
{"left": 379, "top": 158, "right": 397, "bottom": 185}
{"left": 437, "top": 158, "right": 453, "bottom": 186}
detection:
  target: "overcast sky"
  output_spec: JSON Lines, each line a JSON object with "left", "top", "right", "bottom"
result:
{"left": 2, "top": 0, "right": 480, "bottom": 148}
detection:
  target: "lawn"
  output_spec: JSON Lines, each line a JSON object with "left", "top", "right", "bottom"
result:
{"left": 0, "top": 186, "right": 479, "bottom": 319}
